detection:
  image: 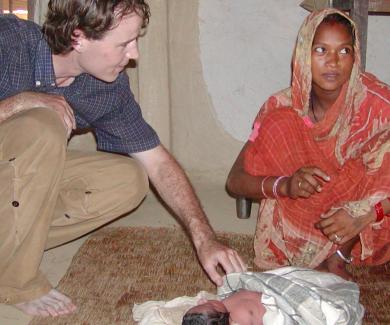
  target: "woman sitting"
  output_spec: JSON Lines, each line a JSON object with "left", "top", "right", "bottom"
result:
{"left": 226, "top": 8, "right": 390, "bottom": 280}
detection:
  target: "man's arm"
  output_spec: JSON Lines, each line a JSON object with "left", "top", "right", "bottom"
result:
{"left": 132, "top": 145, "right": 246, "bottom": 285}
{"left": 0, "top": 92, "right": 75, "bottom": 136}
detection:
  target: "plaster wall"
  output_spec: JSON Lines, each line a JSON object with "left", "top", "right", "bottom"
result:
{"left": 198, "top": 1, "right": 390, "bottom": 141}
{"left": 168, "top": 0, "right": 390, "bottom": 183}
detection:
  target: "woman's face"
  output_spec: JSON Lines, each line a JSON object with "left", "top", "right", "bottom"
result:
{"left": 311, "top": 21, "right": 354, "bottom": 98}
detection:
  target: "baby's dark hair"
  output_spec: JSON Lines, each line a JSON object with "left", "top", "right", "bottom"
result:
{"left": 182, "top": 311, "right": 229, "bottom": 325}
{"left": 322, "top": 13, "right": 355, "bottom": 45}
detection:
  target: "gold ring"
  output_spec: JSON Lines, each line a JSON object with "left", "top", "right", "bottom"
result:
{"left": 334, "top": 234, "right": 342, "bottom": 242}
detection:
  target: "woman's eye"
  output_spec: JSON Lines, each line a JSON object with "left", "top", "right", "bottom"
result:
{"left": 313, "top": 47, "right": 325, "bottom": 53}
{"left": 340, "top": 47, "right": 352, "bottom": 54}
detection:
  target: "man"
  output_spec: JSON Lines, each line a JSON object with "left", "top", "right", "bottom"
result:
{"left": 0, "top": 0, "right": 245, "bottom": 317}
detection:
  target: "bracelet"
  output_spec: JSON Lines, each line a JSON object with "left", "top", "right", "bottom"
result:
{"left": 374, "top": 202, "right": 385, "bottom": 222}
{"left": 336, "top": 249, "right": 353, "bottom": 264}
{"left": 272, "top": 176, "right": 288, "bottom": 198}
{"left": 260, "top": 176, "right": 272, "bottom": 199}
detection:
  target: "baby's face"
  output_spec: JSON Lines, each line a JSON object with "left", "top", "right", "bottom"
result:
{"left": 185, "top": 290, "right": 265, "bottom": 325}
{"left": 223, "top": 289, "right": 265, "bottom": 325}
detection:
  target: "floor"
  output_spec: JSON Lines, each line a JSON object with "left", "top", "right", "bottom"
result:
{"left": 0, "top": 179, "right": 258, "bottom": 324}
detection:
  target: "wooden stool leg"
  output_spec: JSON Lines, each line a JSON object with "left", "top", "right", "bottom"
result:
{"left": 236, "top": 197, "right": 252, "bottom": 219}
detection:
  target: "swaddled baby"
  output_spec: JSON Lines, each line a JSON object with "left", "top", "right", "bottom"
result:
{"left": 133, "top": 267, "right": 363, "bottom": 325}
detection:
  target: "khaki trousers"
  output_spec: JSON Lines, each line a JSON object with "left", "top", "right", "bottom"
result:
{"left": 0, "top": 108, "right": 148, "bottom": 304}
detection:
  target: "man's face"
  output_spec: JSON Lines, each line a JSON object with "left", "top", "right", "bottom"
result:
{"left": 77, "top": 13, "right": 143, "bottom": 82}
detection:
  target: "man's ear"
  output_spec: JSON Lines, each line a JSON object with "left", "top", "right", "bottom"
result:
{"left": 71, "top": 29, "right": 87, "bottom": 52}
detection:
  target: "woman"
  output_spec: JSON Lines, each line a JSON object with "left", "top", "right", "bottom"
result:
{"left": 226, "top": 8, "right": 389, "bottom": 280}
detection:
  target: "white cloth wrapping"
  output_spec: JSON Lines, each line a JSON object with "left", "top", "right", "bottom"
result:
{"left": 133, "top": 267, "right": 364, "bottom": 325}
{"left": 219, "top": 267, "right": 364, "bottom": 325}
{"left": 132, "top": 291, "right": 217, "bottom": 325}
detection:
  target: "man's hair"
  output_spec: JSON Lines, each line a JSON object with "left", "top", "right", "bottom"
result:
{"left": 182, "top": 311, "right": 229, "bottom": 325}
{"left": 322, "top": 13, "right": 355, "bottom": 45}
{"left": 42, "top": 0, "right": 150, "bottom": 54}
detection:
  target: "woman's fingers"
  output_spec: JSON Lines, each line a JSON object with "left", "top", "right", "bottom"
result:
{"left": 299, "top": 175, "right": 321, "bottom": 193}
{"left": 295, "top": 166, "right": 330, "bottom": 196}
{"left": 288, "top": 166, "right": 330, "bottom": 199}
{"left": 310, "top": 167, "right": 331, "bottom": 182}
{"left": 315, "top": 209, "right": 360, "bottom": 245}
{"left": 315, "top": 220, "right": 347, "bottom": 244}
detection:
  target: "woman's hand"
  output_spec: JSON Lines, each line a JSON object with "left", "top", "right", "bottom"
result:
{"left": 281, "top": 166, "right": 330, "bottom": 199}
{"left": 315, "top": 208, "right": 375, "bottom": 245}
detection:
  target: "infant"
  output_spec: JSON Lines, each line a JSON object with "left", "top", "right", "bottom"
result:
{"left": 133, "top": 267, "right": 364, "bottom": 325}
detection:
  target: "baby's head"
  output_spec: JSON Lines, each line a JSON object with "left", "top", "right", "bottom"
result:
{"left": 182, "top": 289, "right": 265, "bottom": 325}
{"left": 182, "top": 299, "right": 229, "bottom": 324}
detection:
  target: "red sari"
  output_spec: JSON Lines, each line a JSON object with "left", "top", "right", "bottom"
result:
{"left": 244, "top": 9, "right": 390, "bottom": 269}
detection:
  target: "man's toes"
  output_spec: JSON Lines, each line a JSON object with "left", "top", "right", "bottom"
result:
{"left": 44, "top": 290, "right": 69, "bottom": 312}
{"left": 14, "top": 291, "right": 76, "bottom": 317}
{"left": 36, "top": 307, "right": 51, "bottom": 317}
{"left": 55, "top": 300, "right": 76, "bottom": 315}
{"left": 49, "top": 290, "right": 76, "bottom": 311}
{"left": 67, "top": 302, "right": 77, "bottom": 313}
{"left": 49, "top": 289, "right": 77, "bottom": 314}
{"left": 49, "top": 289, "right": 72, "bottom": 303}
{"left": 44, "top": 305, "right": 59, "bottom": 317}
{"left": 45, "top": 301, "right": 64, "bottom": 316}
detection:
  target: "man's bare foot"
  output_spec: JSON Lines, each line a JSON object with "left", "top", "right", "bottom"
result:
{"left": 14, "top": 289, "right": 77, "bottom": 317}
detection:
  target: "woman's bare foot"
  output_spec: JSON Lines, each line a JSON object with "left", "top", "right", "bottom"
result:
{"left": 14, "top": 289, "right": 77, "bottom": 317}
{"left": 321, "top": 253, "right": 353, "bottom": 281}
{"left": 314, "top": 260, "right": 329, "bottom": 273}
{"left": 316, "top": 237, "right": 358, "bottom": 281}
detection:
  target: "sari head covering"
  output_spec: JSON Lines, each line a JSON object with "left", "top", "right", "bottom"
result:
{"left": 244, "top": 8, "right": 390, "bottom": 268}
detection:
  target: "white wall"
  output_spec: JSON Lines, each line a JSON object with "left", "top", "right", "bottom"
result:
{"left": 198, "top": 1, "right": 390, "bottom": 141}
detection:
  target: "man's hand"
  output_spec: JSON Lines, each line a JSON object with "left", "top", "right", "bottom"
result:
{"left": 196, "top": 238, "right": 247, "bottom": 286}
{"left": 132, "top": 145, "right": 247, "bottom": 286}
{"left": 315, "top": 208, "right": 375, "bottom": 245}
{"left": 21, "top": 92, "right": 76, "bottom": 137}
{"left": 38, "top": 93, "right": 76, "bottom": 137}
{"left": 0, "top": 92, "right": 76, "bottom": 137}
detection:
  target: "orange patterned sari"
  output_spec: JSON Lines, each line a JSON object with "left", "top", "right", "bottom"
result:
{"left": 244, "top": 9, "right": 390, "bottom": 269}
